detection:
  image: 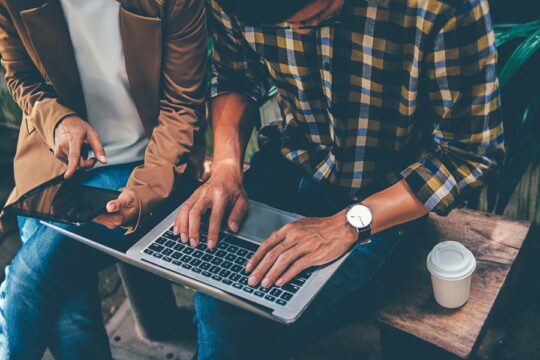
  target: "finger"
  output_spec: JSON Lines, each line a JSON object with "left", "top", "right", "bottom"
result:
{"left": 93, "top": 213, "right": 124, "bottom": 229}
{"left": 260, "top": 246, "right": 309, "bottom": 288}
{"left": 207, "top": 197, "right": 226, "bottom": 249}
{"left": 248, "top": 237, "right": 292, "bottom": 287}
{"left": 246, "top": 226, "right": 288, "bottom": 272}
{"left": 87, "top": 130, "right": 107, "bottom": 164}
{"left": 188, "top": 200, "right": 210, "bottom": 248}
{"left": 79, "top": 156, "right": 97, "bottom": 169}
{"left": 275, "top": 256, "right": 311, "bottom": 287}
{"left": 64, "top": 138, "right": 82, "bottom": 179}
{"left": 227, "top": 195, "right": 248, "bottom": 233}
{"left": 175, "top": 197, "right": 196, "bottom": 242}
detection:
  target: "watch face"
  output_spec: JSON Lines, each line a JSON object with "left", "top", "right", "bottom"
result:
{"left": 346, "top": 204, "right": 372, "bottom": 229}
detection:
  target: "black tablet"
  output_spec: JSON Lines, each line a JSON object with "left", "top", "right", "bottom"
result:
{"left": 3, "top": 174, "right": 120, "bottom": 226}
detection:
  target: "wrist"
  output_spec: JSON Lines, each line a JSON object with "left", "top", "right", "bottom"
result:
{"left": 211, "top": 159, "right": 244, "bottom": 180}
{"left": 335, "top": 209, "right": 359, "bottom": 246}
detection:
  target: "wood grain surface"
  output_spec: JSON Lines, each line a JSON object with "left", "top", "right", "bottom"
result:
{"left": 376, "top": 209, "right": 531, "bottom": 358}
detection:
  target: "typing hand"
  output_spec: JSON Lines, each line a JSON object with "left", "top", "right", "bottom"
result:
{"left": 174, "top": 161, "right": 248, "bottom": 250}
{"left": 54, "top": 116, "right": 107, "bottom": 179}
{"left": 93, "top": 189, "right": 139, "bottom": 229}
{"left": 245, "top": 211, "right": 357, "bottom": 288}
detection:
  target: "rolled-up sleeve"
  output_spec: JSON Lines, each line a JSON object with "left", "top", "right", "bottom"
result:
{"left": 207, "top": 0, "right": 268, "bottom": 102}
{"left": 400, "top": 0, "right": 505, "bottom": 215}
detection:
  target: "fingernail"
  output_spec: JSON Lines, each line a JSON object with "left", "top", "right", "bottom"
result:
{"left": 261, "top": 278, "right": 270, "bottom": 288}
{"left": 276, "top": 279, "right": 284, "bottom": 287}
{"left": 207, "top": 240, "right": 214, "bottom": 249}
{"left": 245, "top": 262, "right": 252, "bottom": 272}
{"left": 173, "top": 227, "right": 178, "bottom": 235}
{"left": 248, "top": 276, "right": 257, "bottom": 286}
{"left": 180, "top": 233, "right": 187, "bottom": 243}
{"left": 99, "top": 155, "right": 108, "bottom": 163}
{"left": 231, "top": 221, "right": 239, "bottom": 232}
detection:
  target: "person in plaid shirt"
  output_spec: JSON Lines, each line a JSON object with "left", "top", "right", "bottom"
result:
{"left": 179, "top": 0, "right": 505, "bottom": 357}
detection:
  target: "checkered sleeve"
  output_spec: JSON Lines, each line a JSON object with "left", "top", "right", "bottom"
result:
{"left": 207, "top": 0, "right": 268, "bottom": 102}
{"left": 400, "top": 0, "right": 505, "bottom": 215}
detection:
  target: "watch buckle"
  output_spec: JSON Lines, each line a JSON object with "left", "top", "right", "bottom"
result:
{"left": 359, "top": 238, "right": 372, "bottom": 246}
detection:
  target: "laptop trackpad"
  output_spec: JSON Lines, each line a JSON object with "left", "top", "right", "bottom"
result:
{"left": 236, "top": 202, "right": 301, "bottom": 244}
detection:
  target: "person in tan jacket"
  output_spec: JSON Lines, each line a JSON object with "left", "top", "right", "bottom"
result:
{"left": 0, "top": 0, "right": 207, "bottom": 358}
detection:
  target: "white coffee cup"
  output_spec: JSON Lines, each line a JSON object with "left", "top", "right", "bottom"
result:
{"left": 426, "top": 241, "right": 476, "bottom": 309}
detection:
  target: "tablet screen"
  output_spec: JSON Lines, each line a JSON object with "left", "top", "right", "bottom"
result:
{"left": 4, "top": 175, "right": 120, "bottom": 225}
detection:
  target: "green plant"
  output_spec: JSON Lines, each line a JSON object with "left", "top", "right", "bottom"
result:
{"left": 484, "top": 21, "right": 540, "bottom": 214}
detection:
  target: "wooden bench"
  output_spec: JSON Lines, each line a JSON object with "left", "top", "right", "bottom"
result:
{"left": 376, "top": 208, "right": 532, "bottom": 359}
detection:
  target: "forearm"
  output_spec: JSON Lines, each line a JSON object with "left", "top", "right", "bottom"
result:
{"left": 362, "top": 179, "right": 428, "bottom": 234}
{"left": 211, "top": 92, "right": 258, "bottom": 173}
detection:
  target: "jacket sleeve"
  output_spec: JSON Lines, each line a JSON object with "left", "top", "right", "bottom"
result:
{"left": 0, "top": 5, "right": 77, "bottom": 151}
{"left": 126, "top": 0, "right": 208, "bottom": 229}
{"left": 400, "top": 0, "right": 505, "bottom": 215}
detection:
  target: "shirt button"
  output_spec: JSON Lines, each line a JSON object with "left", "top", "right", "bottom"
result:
{"left": 323, "top": 62, "right": 331, "bottom": 71}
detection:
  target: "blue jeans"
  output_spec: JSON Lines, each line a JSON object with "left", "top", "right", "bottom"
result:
{"left": 194, "top": 148, "right": 426, "bottom": 359}
{"left": 0, "top": 163, "right": 137, "bottom": 360}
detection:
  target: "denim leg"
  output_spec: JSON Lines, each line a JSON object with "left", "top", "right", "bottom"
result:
{"left": 194, "top": 220, "right": 424, "bottom": 360}
{"left": 0, "top": 164, "right": 137, "bottom": 360}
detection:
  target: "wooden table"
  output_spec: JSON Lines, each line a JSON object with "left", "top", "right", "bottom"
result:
{"left": 376, "top": 209, "right": 532, "bottom": 359}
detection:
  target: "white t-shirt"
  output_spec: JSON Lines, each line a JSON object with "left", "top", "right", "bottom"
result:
{"left": 59, "top": 0, "right": 148, "bottom": 166}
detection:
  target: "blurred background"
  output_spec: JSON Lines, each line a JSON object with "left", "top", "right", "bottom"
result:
{"left": 0, "top": 1, "right": 538, "bottom": 359}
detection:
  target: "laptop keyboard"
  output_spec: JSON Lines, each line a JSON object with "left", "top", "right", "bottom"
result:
{"left": 141, "top": 226, "right": 313, "bottom": 307}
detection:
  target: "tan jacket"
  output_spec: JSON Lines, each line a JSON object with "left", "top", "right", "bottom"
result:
{"left": 0, "top": 0, "right": 207, "bottom": 228}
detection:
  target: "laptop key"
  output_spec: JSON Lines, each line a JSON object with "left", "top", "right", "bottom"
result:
{"left": 181, "top": 255, "right": 192, "bottom": 263}
{"left": 231, "top": 265, "right": 243, "bottom": 273}
{"left": 221, "top": 261, "right": 233, "bottom": 269}
{"left": 222, "top": 279, "right": 233, "bottom": 285}
{"left": 155, "top": 237, "right": 166, "bottom": 245}
{"left": 227, "top": 245, "right": 239, "bottom": 254}
{"left": 171, "top": 251, "right": 182, "bottom": 259}
{"left": 182, "top": 264, "right": 192, "bottom": 270}
{"left": 149, "top": 244, "right": 164, "bottom": 252}
{"left": 209, "top": 266, "right": 221, "bottom": 274}
{"left": 233, "top": 283, "right": 243, "bottom": 289}
{"left": 211, "top": 258, "right": 223, "bottom": 266}
{"left": 239, "top": 277, "right": 248, "bottom": 285}
{"left": 237, "top": 249, "right": 248, "bottom": 257}
{"left": 254, "top": 291, "right": 265, "bottom": 297}
{"left": 190, "top": 259, "right": 202, "bottom": 267}
{"left": 291, "top": 277, "right": 307, "bottom": 286}
{"left": 172, "top": 260, "right": 182, "bottom": 266}
{"left": 243, "top": 287, "right": 254, "bottom": 294}
{"left": 153, "top": 253, "right": 163, "bottom": 259}
{"left": 163, "top": 257, "right": 172, "bottom": 262}
{"left": 182, "top": 247, "right": 195, "bottom": 255}
{"left": 270, "top": 288, "right": 283, "bottom": 297}
{"left": 229, "top": 273, "right": 241, "bottom": 281}
{"left": 202, "top": 271, "right": 212, "bottom": 277}
{"left": 165, "top": 240, "right": 176, "bottom": 248}
{"left": 192, "top": 268, "right": 202, "bottom": 274}
{"left": 276, "top": 299, "right": 287, "bottom": 306}
{"left": 225, "top": 254, "right": 237, "bottom": 262}
{"left": 143, "top": 249, "right": 153, "bottom": 255}
{"left": 264, "top": 295, "right": 276, "bottom": 302}
{"left": 219, "top": 269, "right": 231, "bottom": 277}
{"left": 216, "top": 250, "right": 227, "bottom": 258}
{"left": 200, "top": 263, "right": 211, "bottom": 270}
{"left": 173, "top": 244, "right": 184, "bottom": 251}
{"left": 217, "top": 242, "right": 228, "bottom": 250}
{"left": 280, "top": 292, "right": 293, "bottom": 301}
{"left": 212, "top": 275, "right": 222, "bottom": 281}
{"left": 192, "top": 250, "right": 204, "bottom": 258}
{"left": 282, "top": 283, "right": 300, "bottom": 294}
{"left": 162, "top": 248, "right": 173, "bottom": 256}
{"left": 234, "top": 257, "right": 247, "bottom": 266}
{"left": 202, "top": 254, "right": 213, "bottom": 262}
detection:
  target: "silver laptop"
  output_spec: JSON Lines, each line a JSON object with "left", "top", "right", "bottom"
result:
{"left": 41, "top": 200, "right": 351, "bottom": 324}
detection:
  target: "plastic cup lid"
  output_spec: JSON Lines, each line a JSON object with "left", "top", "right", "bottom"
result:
{"left": 426, "top": 241, "right": 476, "bottom": 280}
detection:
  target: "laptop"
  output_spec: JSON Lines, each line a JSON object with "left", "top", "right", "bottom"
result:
{"left": 41, "top": 200, "right": 352, "bottom": 324}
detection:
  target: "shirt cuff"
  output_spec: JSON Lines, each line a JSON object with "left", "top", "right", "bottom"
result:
{"left": 400, "top": 156, "right": 460, "bottom": 216}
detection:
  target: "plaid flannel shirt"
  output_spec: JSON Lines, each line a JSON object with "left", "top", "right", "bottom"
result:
{"left": 208, "top": 0, "right": 505, "bottom": 215}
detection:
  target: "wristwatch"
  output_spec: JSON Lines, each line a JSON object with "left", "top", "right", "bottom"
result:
{"left": 345, "top": 203, "right": 373, "bottom": 245}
